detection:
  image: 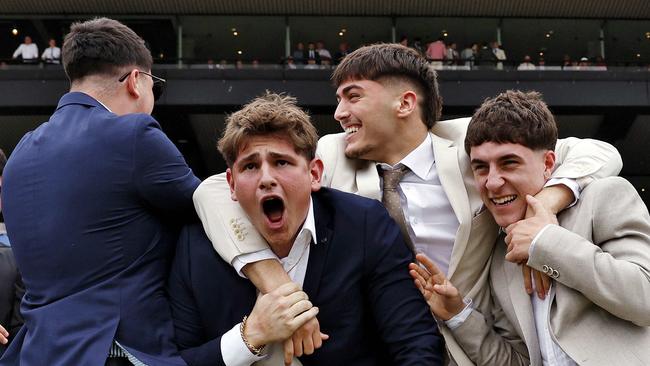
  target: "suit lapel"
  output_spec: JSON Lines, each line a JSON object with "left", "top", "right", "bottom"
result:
{"left": 354, "top": 161, "right": 381, "bottom": 201}
{"left": 431, "top": 133, "right": 471, "bottom": 277}
{"left": 302, "top": 193, "right": 333, "bottom": 299}
{"left": 503, "top": 256, "right": 539, "bottom": 354}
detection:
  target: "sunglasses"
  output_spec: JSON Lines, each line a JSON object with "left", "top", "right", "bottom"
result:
{"left": 118, "top": 70, "right": 166, "bottom": 101}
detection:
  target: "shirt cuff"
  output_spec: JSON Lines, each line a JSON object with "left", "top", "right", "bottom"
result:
{"left": 221, "top": 322, "right": 267, "bottom": 366}
{"left": 545, "top": 177, "right": 581, "bottom": 208}
{"left": 444, "top": 298, "right": 474, "bottom": 330}
{"left": 528, "top": 224, "right": 553, "bottom": 260}
{"left": 232, "top": 249, "right": 279, "bottom": 278}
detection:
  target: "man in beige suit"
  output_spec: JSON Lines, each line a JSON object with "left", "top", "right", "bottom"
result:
{"left": 411, "top": 90, "right": 650, "bottom": 365}
{"left": 193, "top": 44, "right": 623, "bottom": 364}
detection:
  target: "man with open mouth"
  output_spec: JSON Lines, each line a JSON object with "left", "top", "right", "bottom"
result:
{"left": 168, "top": 92, "right": 443, "bottom": 366}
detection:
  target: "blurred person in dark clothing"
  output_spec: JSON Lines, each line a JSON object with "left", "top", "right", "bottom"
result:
{"left": 0, "top": 148, "right": 24, "bottom": 355}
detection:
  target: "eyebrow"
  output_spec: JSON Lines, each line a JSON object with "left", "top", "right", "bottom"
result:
{"left": 336, "top": 83, "right": 363, "bottom": 98}
{"left": 236, "top": 152, "right": 260, "bottom": 166}
{"left": 470, "top": 154, "right": 523, "bottom": 165}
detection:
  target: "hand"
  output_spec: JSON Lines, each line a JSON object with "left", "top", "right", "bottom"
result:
{"left": 505, "top": 195, "right": 558, "bottom": 264}
{"left": 245, "top": 282, "right": 319, "bottom": 348}
{"left": 409, "top": 253, "right": 465, "bottom": 321}
{"left": 522, "top": 265, "right": 551, "bottom": 300}
{"left": 282, "top": 317, "right": 329, "bottom": 366}
{"left": 0, "top": 324, "right": 8, "bottom": 345}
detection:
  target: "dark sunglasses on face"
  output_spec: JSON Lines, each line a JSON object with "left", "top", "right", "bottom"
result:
{"left": 118, "top": 70, "right": 166, "bottom": 101}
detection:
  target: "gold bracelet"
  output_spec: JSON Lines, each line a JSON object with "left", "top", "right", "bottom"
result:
{"left": 240, "top": 315, "right": 266, "bottom": 356}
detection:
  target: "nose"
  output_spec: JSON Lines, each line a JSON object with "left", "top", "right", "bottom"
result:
{"left": 258, "top": 164, "right": 277, "bottom": 190}
{"left": 334, "top": 100, "right": 350, "bottom": 122}
{"left": 485, "top": 169, "right": 504, "bottom": 191}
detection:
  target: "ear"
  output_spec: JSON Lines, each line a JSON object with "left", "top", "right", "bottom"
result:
{"left": 226, "top": 168, "right": 238, "bottom": 201}
{"left": 396, "top": 90, "right": 417, "bottom": 119}
{"left": 543, "top": 150, "right": 556, "bottom": 179}
{"left": 309, "top": 158, "right": 324, "bottom": 192}
{"left": 124, "top": 69, "right": 142, "bottom": 99}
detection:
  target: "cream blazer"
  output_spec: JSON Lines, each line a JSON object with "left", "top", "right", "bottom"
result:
{"left": 450, "top": 176, "right": 650, "bottom": 366}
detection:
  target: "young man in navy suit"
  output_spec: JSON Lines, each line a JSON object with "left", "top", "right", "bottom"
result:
{"left": 169, "top": 92, "right": 443, "bottom": 366}
{"left": 1, "top": 18, "right": 199, "bottom": 365}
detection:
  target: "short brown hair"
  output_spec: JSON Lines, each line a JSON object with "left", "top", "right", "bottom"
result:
{"left": 465, "top": 90, "right": 558, "bottom": 154}
{"left": 331, "top": 43, "right": 442, "bottom": 129}
{"left": 62, "top": 18, "right": 153, "bottom": 82}
{"left": 218, "top": 92, "right": 319, "bottom": 167}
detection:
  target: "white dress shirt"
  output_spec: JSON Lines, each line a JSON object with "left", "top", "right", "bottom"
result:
{"left": 12, "top": 43, "right": 39, "bottom": 60}
{"left": 377, "top": 133, "right": 459, "bottom": 275}
{"left": 222, "top": 199, "right": 316, "bottom": 366}
{"left": 42, "top": 46, "right": 61, "bottom": 63}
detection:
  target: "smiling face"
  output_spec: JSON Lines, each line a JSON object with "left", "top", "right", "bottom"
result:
{"left": 470, "top": 142, "right": 555, "bottom": 227}
{"left": 227, "top": 134, "right": 323, "bottom": 256}
{"left": 334, "top": 78, "right": 406, "bottom": 163}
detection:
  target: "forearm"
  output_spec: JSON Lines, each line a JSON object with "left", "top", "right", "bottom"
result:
{"left": 242, "top": 259, "right": 292, "bottom": 294}
{"left": 534, "top": 184, "right": 574, "bottom": 215}
{"left": 194, "top": 174, "right": 270, "bottom": 264}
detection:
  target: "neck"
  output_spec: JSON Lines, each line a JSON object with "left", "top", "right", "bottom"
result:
{"left": 381, "top": 122, "right": 429, "bottom": 166}
{"left": 70, "top": 80, "right": 133, "bottom": 116}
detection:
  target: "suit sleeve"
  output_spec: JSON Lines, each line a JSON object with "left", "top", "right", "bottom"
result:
{"left": 133, "top": 116, "right": 200, "bottom": 217}
{"left": 9, "top": 270, "right": 24, "bottom": 337}
{"left": 447, "top": 288, "right": 530, "bottom": 366}
{"left": 363, "top": 201, "right": 444, "bottom": 366}
{"left": 529, "top": 177, "right": 650, "bottom": 326}
{"left": 553, "top": 137, "right": 622, "bottom": 189}
{"left": 169, "top": 226, "right": 226, "bottom": 366}
{"left": 193, "top": 174, "right": 269, "bottom": 265}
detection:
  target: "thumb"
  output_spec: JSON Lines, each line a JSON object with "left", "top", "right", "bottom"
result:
{"left": 526, "top": 195, "right": 544, "bottom": 215}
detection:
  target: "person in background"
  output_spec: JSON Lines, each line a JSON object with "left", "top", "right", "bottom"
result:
{"left": 41, "top": 38, "right": 61, "bottom": 64}
{"left": 11, "top": 36, "right": 38, "bottom": 63}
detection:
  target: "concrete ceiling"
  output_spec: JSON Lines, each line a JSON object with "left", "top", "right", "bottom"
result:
{"left": 1, "top": 0, "right": 649, "bottom": 19}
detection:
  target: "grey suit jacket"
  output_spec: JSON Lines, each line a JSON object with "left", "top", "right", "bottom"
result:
{"left": 451, "top": 176, "right": 650, "bottom": 366}
{"left": 193, "top": 117, "right": 623, "bottom": 365}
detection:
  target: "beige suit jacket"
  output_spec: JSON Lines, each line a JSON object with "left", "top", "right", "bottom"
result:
{"left": 193, "top": 117, "right": 623, "bottom": 365}
{"left": 451, "top": 176, "right": 650, "bottom": 366}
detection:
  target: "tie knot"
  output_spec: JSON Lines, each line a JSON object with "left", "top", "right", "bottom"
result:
{"left": 382, "top": 165, "right": 409, "bottom": 190}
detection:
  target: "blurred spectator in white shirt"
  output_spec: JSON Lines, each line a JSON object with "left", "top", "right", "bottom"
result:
{"left": 41, "top": 38, "right": 61, "bottom": 64}
{"left": 517, "top": 55, "right": 536, "bottom": 70}
{"left": 12, "top": 36, "right": 39, "bottom": 63}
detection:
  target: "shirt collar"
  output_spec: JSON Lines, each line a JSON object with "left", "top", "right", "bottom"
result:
{"left": 302, "top": 197, "right": 318, "bottom": 245}
{"left": 394, "top": 133, "right": 435, "bottom": 180}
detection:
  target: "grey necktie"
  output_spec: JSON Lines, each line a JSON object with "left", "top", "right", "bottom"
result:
{"left": 381, "top": 165, "right": 416, "bottom": 254}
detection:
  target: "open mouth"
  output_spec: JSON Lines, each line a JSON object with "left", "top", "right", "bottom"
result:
{"left": 491, "top": 195, "right": 517, "bottom": 206}
{"left": 262, "top": 196, "right": 285, "bottom": 223}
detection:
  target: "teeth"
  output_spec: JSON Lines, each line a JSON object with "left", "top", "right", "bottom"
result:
{"left": 491, "top": 195, "right": 517, "bottom": 205}
{"left": 345, "top": 126, "right": 359, "bottom": 135}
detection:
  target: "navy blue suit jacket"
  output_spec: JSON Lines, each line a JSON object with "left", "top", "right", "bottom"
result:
{"left": 169, "top": 188, "right": 443, "bottom": 366}
{"left": 0, "top": 92, "right": 200, "bottom": 365}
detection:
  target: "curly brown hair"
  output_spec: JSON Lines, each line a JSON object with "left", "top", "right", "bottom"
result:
{"left": 218, "top": 92, "right": 319, "bottom": 167}
{"left": 465, "top": 90, "right": 558, "bottom": 154}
